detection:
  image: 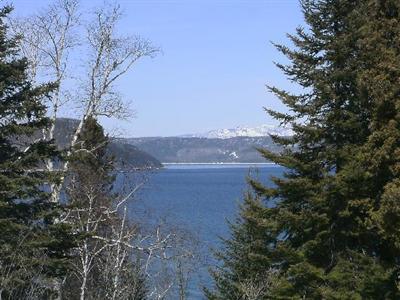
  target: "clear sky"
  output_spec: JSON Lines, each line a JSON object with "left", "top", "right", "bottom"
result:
{"left": 11, "top": 0, "right": 304, "bottom": 137}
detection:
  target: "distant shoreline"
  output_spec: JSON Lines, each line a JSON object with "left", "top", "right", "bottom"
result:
{"left": 162, "top": 162, "right": 276, "bottom": 165}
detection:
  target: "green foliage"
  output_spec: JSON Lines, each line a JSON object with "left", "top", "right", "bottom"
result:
{"left": 63, "top": 117, "right": 147, "bottom": 299}
{"left": 68, "top": 116, "right": 114, "bottom": 193}
{"left": 0, "top": 5, "right": 74, "bottom": 299}
{"left": 208, "top": 0, "right": 400, "bottom": 299}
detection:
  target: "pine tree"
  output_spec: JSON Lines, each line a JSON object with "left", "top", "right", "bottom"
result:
{"left": 206, "top": 193, "right": 278, "bottom": 300}
{"left": 0, "top": 5, "right": 74, "bottom": 299}
{"left": 63, "top": 117, "right": 147, "bottom": 299}
{"left": 208, "top": 0, "right": 400, "bottom": 299}
{"left": 67, "top": 116, "right": 114, "bottom": 207}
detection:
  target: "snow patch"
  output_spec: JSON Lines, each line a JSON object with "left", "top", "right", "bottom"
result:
{"left": 181, "top": 124, "right": 293, "bottom": 139}
{"left": 229, "top": 151, "right": 239, "bottom": 159}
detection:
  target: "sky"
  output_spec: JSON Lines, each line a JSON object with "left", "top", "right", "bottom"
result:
{"left": 11, "top": 0, "right": 304, "bottom": 137}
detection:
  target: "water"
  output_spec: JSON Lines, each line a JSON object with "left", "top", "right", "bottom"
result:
{"left": 126, "top": 164, "right": 284, "bottom": 299}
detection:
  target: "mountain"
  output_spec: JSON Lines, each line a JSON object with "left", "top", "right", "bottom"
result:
{"left": 54, "top": 118, "right": 162, "bottom": 169}
{"left": 125, "top": 136, "right": 283, "bottom": 163}
{"left": 124, "top": 124, "right": 290, "bottom": 164}
{"left": 52, "top": 120, "right": 288, "bottom": 165}
{"left": 181, "top": 124, "right": 293, "bottom": 139}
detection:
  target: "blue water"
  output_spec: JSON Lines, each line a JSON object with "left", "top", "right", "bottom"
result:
{"left": 126, "top": 164, "right": 284, "bottom": 299}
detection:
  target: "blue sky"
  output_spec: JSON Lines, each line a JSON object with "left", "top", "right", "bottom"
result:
{"left": 11, "top": 0, "right": 303, "bottom": 137}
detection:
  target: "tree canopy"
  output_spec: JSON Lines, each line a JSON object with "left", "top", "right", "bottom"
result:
{"left": 208, "top": 1, "right": 400, "bottom": 299}
{"left": 0, "top": 5, "right": 74, "bottom": 299}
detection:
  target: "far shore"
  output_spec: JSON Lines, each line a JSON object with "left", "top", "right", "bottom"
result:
{"left": 162, "top": 162, "right": 275, "bottom": 165}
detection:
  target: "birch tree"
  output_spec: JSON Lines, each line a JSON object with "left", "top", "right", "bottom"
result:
{"left": 61, "top": 117, "right": 147, "bottom": 300}
{"left": 0, "top": 5, "right": 75, "bottom": 299}
{"left": 9, "top": 0, "right": 79, "bottom": 141}
{"left": 137, "top": 222, "right": 201, "bottom": 300}
{"left": 8, "top": 0, "right": 80, "bottom": 203}
{"left": 54, "top": 2, "right": 158, "bottom": 203}
{"left": 9, "top": 1, "right": 158, "bottom": 203}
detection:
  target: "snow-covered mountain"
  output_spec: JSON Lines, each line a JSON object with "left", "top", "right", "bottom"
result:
{"left": 182, "top": 124, "right": 293, "bottom": 139}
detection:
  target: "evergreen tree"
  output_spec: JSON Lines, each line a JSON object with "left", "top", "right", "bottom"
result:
{"left": 208, "top": 1, "right": 400, "bottom": 299}
{"left": 67, "top": 116, "right": 114, "bottom": 208}
{"left": 63, "top": 117, "right": 147, "bottom": 299}
{"left": 0, "top": 5, "right": 73, "bottom": 299}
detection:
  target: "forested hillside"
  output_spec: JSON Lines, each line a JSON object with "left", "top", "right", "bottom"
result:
{"left": 126, "top": 136, "right": 282, "bottom": 163}
{"left": 55, "top": 118, "right": 162, "bottom": 169}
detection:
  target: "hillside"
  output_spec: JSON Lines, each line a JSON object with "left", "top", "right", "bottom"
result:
{"left": 182, "top": 124, "right": 293, "bottom": 139}
{"left": 54, "top": 118, "right": 162, "bottom": 169}
{"left": 54, "top": 119, "right": 286, "bottom": 165}
{"left": 125, "top": 136, "right": 282, "bottom": 163}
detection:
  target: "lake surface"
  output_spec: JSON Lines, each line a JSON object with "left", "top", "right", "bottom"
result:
{"left": 126, "top": 164, "right": 284, "bottom": 299}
